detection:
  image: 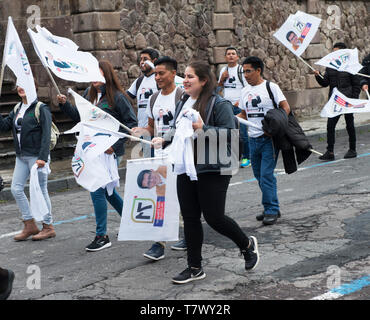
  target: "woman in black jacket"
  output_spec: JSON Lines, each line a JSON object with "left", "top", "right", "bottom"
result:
{"left": 57, "top": 60, "right": 137, "bottom": 252}
{"left": 153, "top": 61, "right": 259, "bottom": 284}
{"left": 0, "top": 85, "right": 55, "bottom": 241}
{"left": 359, "top": 54, "right": 370, "bottom": 92}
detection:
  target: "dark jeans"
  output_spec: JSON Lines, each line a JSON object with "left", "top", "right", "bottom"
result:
{"left": 326, "top": 114, "right": 356, "bottom": 152}
{"left": 177, "top": 173, "right": 250, "bottom": 268}
{"left": 233, "top": 105, "right": 250, "bottom": 159}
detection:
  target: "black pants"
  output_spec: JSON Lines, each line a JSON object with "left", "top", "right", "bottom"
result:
{"left": 326, "top": 114, "right": 356, "bottom": 152}
{"left": 177, "top": 173, "right": 250, "bottom": 268}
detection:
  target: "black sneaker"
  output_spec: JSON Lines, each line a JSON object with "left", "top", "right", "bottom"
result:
{"left": 241, "top": 236, "right": 260, "bottom": 271}
{"left": 344, "top": 149, "right": 357, "bottom": 159}
{"left": 143, "top": 242, "right": 165, "bottom": 261}
{"left": 172, "top": 267, "right": 206, "bottom": 284}
{"left": 170, "top": 238, "right": 187, "bottom": 251}
{"left": 256, "top": 211, "right": 281, "bottom": 221}
{"left": 0, "top": 269, "right": 15, "bottom": 300}
{"left": 319, "top": 151, "right": 334, "bottom": 161}
{"left": 85, "top": 235, "right": 111, "bottom": 252}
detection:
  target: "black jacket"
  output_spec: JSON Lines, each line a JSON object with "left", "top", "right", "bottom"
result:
{"left": 163, "top": 94, "right": 237, "bottom": 175}
{"left": 59, "top": 85, "right": 138, "bottom": 156}
{"left": 315, "top": 67, "right": 361, "bottom": 99}
{"left": 263, "top": 109, "right": 312, "bottom": 174}
{"left": 0, "top": 100, "right": 52, "bottom": 162}
{"left": 359, "top": 54, "right": 370, "bottom": 88}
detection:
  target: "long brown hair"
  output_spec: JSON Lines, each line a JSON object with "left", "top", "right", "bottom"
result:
{"left": 88, "top": 60, "right": 125, "bottom": 108}
{"left": 189, "top": 61, "right": 217, "bottom": 119}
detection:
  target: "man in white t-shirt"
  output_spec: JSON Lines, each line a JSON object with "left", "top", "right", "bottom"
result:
{"left": 218, "top": 47, "right": 251, "bottom": 168}
{"left": 132, "top": 56, "right": 186, "bottom": 260}
{"left": 237, "top": 56, "right": 290, "bottom": 226}
{"left": 127, "top": 48, "right": 159, "bottom": 157}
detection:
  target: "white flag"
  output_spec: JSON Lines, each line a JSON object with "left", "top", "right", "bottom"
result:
{"left": 273, "top": 11, "right": 321, "bottom": 57}
{"left": 2, "top": 17, "right": 37, "bottom": 104}
{"left": 71, "top": 124, "right": 120, "bottom": 192}
{"left": 67, "top": 88, "right": 121, "bottom": 132}
{"left": 27, "top": 27, "right": 105, "bottom": 83}
{"left": 118, "top": 158, "right": 180, "bottom": 242}
{"left": 315, "top": 48, "right": 363, "bottom": 75}
{"left": 320, "top": 87, "right": 370, "bottom": 118}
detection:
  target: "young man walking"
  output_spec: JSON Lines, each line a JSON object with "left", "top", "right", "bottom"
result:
{"left": 218, "top": 47, "right": 251, "bottom": 168}
{"left": 132, "top": 56, "right": 186, "bottom": 260}
{"left": 238, "top": 56, "right": 290, "bottom": 226}
{"left": 314, "top": 42, "right": 361, "bottom": 161}
{"left": 127, "top": 48, "right": 159, "bottom": 157}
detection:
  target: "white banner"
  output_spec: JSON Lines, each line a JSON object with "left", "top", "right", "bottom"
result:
{"left": 118, "top": 158, "right": 180, "bottom": 241}
{"left": 2, "top": 17, "right": 37, "bottom": 104}
{"left": 67, "top": 88, "right": 121, "bottom": 132}
{"left": 320, "top": 87, "right": 370, "bottom": 118}
{"left": 315, "top": 48, "right": 363, "bottom": 75}
{"left": 27, "top": 27, "right": 105, "bottom": 83}
{"left": 273, "top": 11, "right": 321, "bottom": 57}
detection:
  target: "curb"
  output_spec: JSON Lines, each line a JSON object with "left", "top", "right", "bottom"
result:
{"left": 1, "top": 123, "right": 370, "bottom": 202}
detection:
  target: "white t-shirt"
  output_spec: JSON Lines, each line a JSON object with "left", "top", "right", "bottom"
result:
{"left": 239, "top": 80, "right": 286, "bottom": 138}
{"left": 218, "top": 65, "right": 249, "bottom": 105}
{"left": 127, "top": 74, "right": 158, "bottom": 127}
{"left": 14, "top": 103, "right": 30, "bottom": 146}
{"left": 146, "top": 89, "right": 177, "bottom": 137}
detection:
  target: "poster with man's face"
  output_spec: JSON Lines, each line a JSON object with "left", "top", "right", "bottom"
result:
{"left": 118, "top": 157, "right": 179, "bottom": 241}
{"left": 273, "top": 11, "right": 321, "bottom": 57}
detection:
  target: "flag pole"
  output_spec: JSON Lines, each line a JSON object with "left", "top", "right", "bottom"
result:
{"left": 44, "top": 66, "right": 61, "bottom": 95}
{"left": 309, "top": 148, "right": 323, "bottom": 156}
{"left": 297, "top": 55, "right": 324, "bottom": 79}
{"left": 365, "top": 89, "right": 370, "bottom": 100}
{"left": 0, "top": 65, "right": 5, "bottom": 97}
{"left": 0, "top": 18, "right": 10, "bottom": 97}
{"left": 357, "top": 73, "right": 370, "bottom": 79}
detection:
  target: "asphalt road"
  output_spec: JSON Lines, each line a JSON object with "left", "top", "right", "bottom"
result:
{"left": 0, "top": 128, "right": 369, "bottom": 303}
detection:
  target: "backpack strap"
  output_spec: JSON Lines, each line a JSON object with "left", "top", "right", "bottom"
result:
{"left": 13, "top": 102, "right": 21, "bottom": 114}
{"left": 149, "top": 90, "right": 161, "bottom": 118}
{"left": 205, "top": 94, "right": 217, "bottom": 125}
{"left": 266, "top": 81, "right": 278, "bottom": 109}
{"left": 34, "top": 101, "right": 44, "bottom": 123}
{"left": 135, "top": 75, "right": 145, "bottom": 95}
{"left": 237, "top": 65, "right": 245, "bottom": 88}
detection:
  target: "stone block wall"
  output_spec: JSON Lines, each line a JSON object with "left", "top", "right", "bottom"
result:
{"left": 0, "top": 0, "right": 369, "bottom": 119}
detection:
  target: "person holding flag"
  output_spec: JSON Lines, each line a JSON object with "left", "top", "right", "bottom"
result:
{"left": 57, "top": 60, "right": 137, "bottom": 252}
{"left": 359, "top": 54, "right": 370, "bottom": 93}
{"left": 314, "top": 43, "right": 361, "bottom": 161}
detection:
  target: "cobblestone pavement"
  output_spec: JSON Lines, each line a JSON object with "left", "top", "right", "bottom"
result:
{"left": 0, "top": 124, "right": 369, "bottom": 302}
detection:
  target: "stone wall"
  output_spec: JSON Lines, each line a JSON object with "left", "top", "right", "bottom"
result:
{"left": 0, "top": 0, "right": 369, "bottom": 119}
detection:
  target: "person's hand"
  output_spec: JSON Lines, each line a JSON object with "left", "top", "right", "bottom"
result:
{"left": 105, "top": 147, "right": 114, "bottom": 154}
{"left": 313, "top": 70, "right": 321, "bottom": 76}
{"left": 36, "top": 160, "right": 46, "bottom": 168}
{"left": 234, "top": 101, "right": 239, "bottom": 107}
{"left": 57, "top": 94, "right": 67, "bottom": 104}
{"left": 192, "top": 114, "right": 204, "bottom": 131}
{"left": 220, "top": 70, "right": 229, "bottom": 83}
{"left": 152, "top": 137, "right": 164, "bottom": 149}
{"left": 131, "top": 127, "right": 144, "bottom": 137}
{"left": 362, "top": 84, "right": 368, "bottom": 92}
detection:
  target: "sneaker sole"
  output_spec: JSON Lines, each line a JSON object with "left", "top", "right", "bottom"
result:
{"left": 85, "top": 242, "right": 112, "bottom": 252}
{"left": 170, "top": 246, "right": 187, "bottom": 251}
{"left": 172, "top": 272, "right": 206, "bottom": 284}
{"left": 143, "top": 253, "right": 165, "bottom": 261}
{"left": 247, "top": 236, "right": 260, "bottom": 271}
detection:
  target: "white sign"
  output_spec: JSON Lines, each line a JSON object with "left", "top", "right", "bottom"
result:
{"left": 118, "top": 158, "right": 180, "bottom": 241}
{"left": 273, "top": 11, "right": 322, "bottom": 57}
{"left": 315, "top": 48, "right": 363, "bottom": 75}
{"left": 320, "top": 87, "right": 370, "bottom": 118}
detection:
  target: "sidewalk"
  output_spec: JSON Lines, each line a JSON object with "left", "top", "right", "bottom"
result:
{"left": 1, "top": 112, "right": 370, "bottom": 201}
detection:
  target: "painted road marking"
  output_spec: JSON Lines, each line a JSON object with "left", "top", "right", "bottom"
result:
{"left": 311, "top": 275, "right": 370, "bottom": 300}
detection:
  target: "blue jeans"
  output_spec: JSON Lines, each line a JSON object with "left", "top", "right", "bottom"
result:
{"left": 90, "top": 188, "right": 123, "bottom": 236}
{"left": 233, "top": 106, "right": 250, "bottom": 159}
{"left": 249, "top": 136, "right": 279, "bottom": 215}
{"left": 11, "top": 156, "right": 53, "bottom": 224}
